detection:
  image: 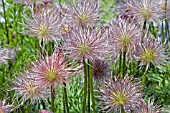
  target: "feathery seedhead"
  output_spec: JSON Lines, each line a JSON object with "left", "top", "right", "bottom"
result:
{"left": 98, "top": 76, "right": 143, "bottom": 112}
{"left": 135, "top": 99, "right": 162, "bottom": 113}
{"left": 126, "top": 0, "right": 162, "bottom": 24}
{"left": 0, "top": 48, "right": 16, "bottom": 65}
{"left": 0, "top": 99, "right": 13, "bottom": 113}
{"left": 118, "top": 9, "right": 137, "bottom": 23}
{"left": 134, "top": 34, "right": 168, "bottom": 69}
{"left": 30, "top": 50, "right": 73, "bottom": 88}
{"left": 92, "top": 60, "right": 110, "bottom": 82}
{"left": 58, "top": 18, "right": 72, "bottom": 38}
{"left": 39, "top": 110, "right": 52, "bottom": 113}
{"left": 12, "top": 73, "right": 50, "bottom": 104}
{"left": 108, "top": 18, "right": 141, "bottom": 59}
{"left": 22, "top": 7, "right": 61, "bottom": 42}
{"left": 64, "top": 27, "right": 107, "bottom": 61}
{"left": 66, "top": 0, "right": 101, "bottom": 27}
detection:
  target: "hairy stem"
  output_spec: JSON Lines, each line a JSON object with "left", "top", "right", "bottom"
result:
{"left": 51, "top": 84, "right": 55, "bottom": 112}
{"left": 122, "top": 49, "right": 126, "bottom": 77}
{"left": 141, "top": 20, "right": 147, "bottom": 43}
{"left": 62, "top": 86, "right": 66, "bottom": 113}
{"left": 121, "top": 105, "right": 126, "bottom": 113}
{"left": 63, "top": 82, "right": 69, "bottom": 113}
{"left": 87, "top": 60, "right": 90, "bottom": 113}
{"left": 90, "top": 61, "right": 96, "bottom": 113}
{"left": 119, "top": 52, "right": 122, "bottom": 75}
{"left": 82, "top": 59, "right": 87, "bottom": 113}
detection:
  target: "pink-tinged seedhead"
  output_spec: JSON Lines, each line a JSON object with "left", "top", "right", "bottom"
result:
{"left": 39, "top": 110, "right": 52, "bottom": 113}
{"left": 0, "top": 99, "right": 13, "bottom": 113}
{"left": 0, "top": 48, "right": 16, "bottom": 65}
{"left": 30, "top": 50, "right": 75, "bottom": 88}
{"left": 107, "top": 18, "right": 141, "bottom": 59}
{"left": 135, "top": 98, "right": 162, "bottom": 113}
{"left": 98, "top": 76, "right": 143, "bottom": 112}
{"left": 134, "top": 34, "right": 168, "bottom": 70}
{"left": 65, "top": 0, "right": 101, "bottom": 27}
{"left": 58, "top": 18, "right": 73, "bottom": 39}
{"left": 126, "top": 0, "right": 163, "bottom": 24}
{"left": 12, "top": 73, "right": 50, "bottom": 104}
{"left": 64, "top": 27, "right": 107, "bottom": 61}
{"left": 22, "top": 7, "right": 61, "bottom": 42}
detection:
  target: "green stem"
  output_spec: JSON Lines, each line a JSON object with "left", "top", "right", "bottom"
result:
{"left": 87, "top": 60, "right": 90, "bottom": 113}
{"left": 129, "top": 61, "right": 132, "bottom": 75}
{"left": 63, "top": 82, "right": 69, "bottom": 113}
{"left": 51, "top": 84, "right": 55, "bottom": 112}
{"left": 38, "top": 101, "right": 40, "bottom": 110}
{"left": 2, "top": 0, "right": 10, "bottom": 44}
{"left": 122, "top": 50, "right": 126, "bottom": 77}
{"left": 118, "top": 52, "right": 122, "bottom": 75}
{"left": 142, "top": 73, "right": 147, "bottom": 85}
{"left": 161, "top": 21, "right": 165, "bottom": 43}
{"left": 82, "top": 59, "right": 87, "bottom": 113}
{"left": 90, "top": 62, "right": 96, "bottom": 113}
{"left": 121, "top": 105, "right": 126, "bottom": 113}
{"left": 141, "top": 20, "right": 147, "bottom": 43}
{"left": 62, "top": 86, "right": 66, "bottom": 113}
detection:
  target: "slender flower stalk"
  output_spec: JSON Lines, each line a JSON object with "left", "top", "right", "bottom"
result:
{"left": 98, "top": 76, "right": 143, "bottom": 112}
{"left": 82, "top": 59, "right": 88, "bottom": 113}
{"left": 89, "top": 61, "right": 96, "bottom": 113}
{"left": 63, "top": 82, "right": 69, "bottom": 113}
{"left": 2, "top": 0, "right": 9, "bottom": 44}
{"left": 87, "top": 60, "right": 90, "bottom": 113}
{"left": 51, "top": 84, "right": 54, "bottom": 112}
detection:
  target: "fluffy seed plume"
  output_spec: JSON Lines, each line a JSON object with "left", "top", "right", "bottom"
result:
{"left": 66, "top": 0, "right": 101, "bottom": 27}
{"left": 64, "top": 27, "right": 107, "bottom": 61}
{"left": 22, "top": 7, "right": 61, "bottom": 42}
{"left": 107, "top": 18, "right": 141, "bottom": 59}
{"left": 98, "top": 76, "right": 143, "bottom": 112}
{"left": 0, "top": 48, "right": 16, "bottom": 65}
{"left": 0, "top": 99, "right": 13, "bottom": 113}
{"left": 126, "top": 0, "right": 163, "bottom": 24}
{"left": 135, "top": 99, "right": 162, "bottom": 113}
{"left": 30, "top": 50, "right": 74, "bottom": 88}
{"left": 11, "top": 73, "right": 50, "bottom": 104}
{"left": 134, "top": 34, "right": 168, "bottom": 70}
